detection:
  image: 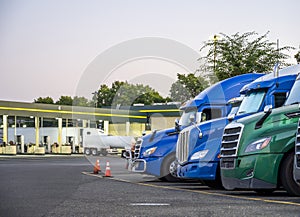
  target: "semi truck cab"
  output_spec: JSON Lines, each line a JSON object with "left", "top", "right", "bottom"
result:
{"left": 176, "top": 69, "right": 298, "bottom": 188}
{"left": 220, "top": 68, "right": 300, "bottom": 196}
{"left": 126, "top": 73, "right": 263, "bottom": 181}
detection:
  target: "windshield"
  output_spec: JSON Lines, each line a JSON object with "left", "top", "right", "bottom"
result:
{"left": 179, "top": 108, "right": 197, "bottom": 126}
{"left": 237, "top": 90, "right": 266, "bottom": 115}
{"left": 285, "top": 79, "right": 300, "bottom": 105}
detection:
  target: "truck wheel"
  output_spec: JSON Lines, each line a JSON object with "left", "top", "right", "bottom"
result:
{"left": 160, "top": 154, "right": 181, "bottom": 182}
{"left": 91, "top": 149, "right": 98, "bottom": 156}
{"left": 84, "top": 148, "right": 91, "bottom": 155}
{"left": 101, "top": 149, "right": 108, "bottom": 156}
{"left": 280, "top": 151, "right": 300, "bottom": 196}
{"left": 202, "top": 165, "right": 224, "bottom": 189}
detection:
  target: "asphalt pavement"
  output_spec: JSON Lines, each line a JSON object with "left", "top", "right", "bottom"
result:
{"left": 0, "top": 155, "right": 300, "bottom": 217}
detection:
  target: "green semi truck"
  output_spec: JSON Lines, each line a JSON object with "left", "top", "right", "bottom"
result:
{"left": 220, "top": 71, "right": 300, "bottom": 196}
{"left": 294, "top": 119, "right": 300, "bottom": 183}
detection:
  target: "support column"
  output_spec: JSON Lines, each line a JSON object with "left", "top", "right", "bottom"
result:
{"left": 35, "top": 117, "right": 40, "bottom": 147}
{"left": 82, "top": 120, "right": 87, "bottom": 128}
{"left": 126, "top": 121, "right": 130, "bottom": 136}
{"left": 2, "top": 115, "right": 8, "bottom": 144}
{"left": 14, "top": 116, "right": 17, "bottom": 140}
{"left": 104, "top": 121, "right": 109, "bottom": 135}
{"left": 57, "top": 118, "right": 62, "bottom": 148}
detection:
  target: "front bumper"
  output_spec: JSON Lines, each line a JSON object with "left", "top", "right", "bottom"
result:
{"left": 177, "top": 161, "right": 218, "bottom": 180}
{"left": 221, "top": 176, "right": 276, "bottom": 190}
{"left": 128, "top": 157, "right": 163, "bottom": 177}
{"left": 221, "top": 153, "right": 282, "bottom": 190}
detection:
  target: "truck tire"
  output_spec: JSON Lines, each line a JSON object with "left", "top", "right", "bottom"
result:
{"left": 202, "top": 165, "right": 224, "bottom": 189}
{"left": 101, "top": 149, "right": 108, "bottom": 156}
{"left": 280, "top": 151, "right": 300, "bottom": 196}
{"left": 91, "top": 148, "right": 99, "bottom": 156}
{"left": 160, "top": 154, "right": 181, "bottom": 182}
{"left": 84, "top": 148, "right": 91, "bottom": 155}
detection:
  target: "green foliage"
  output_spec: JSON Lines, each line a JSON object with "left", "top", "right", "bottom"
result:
{"left": 295, "top": 50, "right": 300, "bottom": 63}
{"left": 169, "top": 73, "right": 209, "bottom": 102}
{"left": 34, "top": 96, "right": 90, "bottom": 107}
{"left": 199, "top": 31, "right": 294, "bottom": 80}
{"left": 96, "top": 81, "right": 167, "bottom": 107}
{"left": 56, "top": 96, "right": 73, "bottom": 105}
{"left": 97, "top": 84, "right": 115, "bottom": 107}
{"left": 73, "top": 96, "right": 90, "bottom": 107}
{"left": 34, "top": 96, "right": 54, "bottom": 104}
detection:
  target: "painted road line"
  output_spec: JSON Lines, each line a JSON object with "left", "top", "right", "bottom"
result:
{"left": 82, "top": 172, "right": 300, "bottom": 207}
{"left": 81, "top": 171, "right": 103, "bottom": 178}
{"left": 137, "top": 182, "right": 300, "bottom": 207}
{"left": 130, "top": 203, "right": 170, "bottom": 206}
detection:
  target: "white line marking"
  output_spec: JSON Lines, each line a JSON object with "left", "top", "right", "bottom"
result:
{"left": 130, "top": 203, "right": 170, "bottom": 206}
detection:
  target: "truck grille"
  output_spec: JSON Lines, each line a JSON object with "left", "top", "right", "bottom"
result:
{"left": 220, "top": 123, "right": 243, "bottom": 169}
{"left": 176, "top": 130, "right": 190, "bottom": 164}
{"left": 296, "top": 119, "right": 300, "bottom": 168}
{"left": 134, "top": 138, "right": 143, "bottom": 158}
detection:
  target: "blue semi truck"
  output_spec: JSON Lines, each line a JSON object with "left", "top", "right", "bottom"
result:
{"left": 176, "top": 65, "right": 299, "bottom": 188}
{"left": 126, "top": 73, "right": 263, "bottom": 181}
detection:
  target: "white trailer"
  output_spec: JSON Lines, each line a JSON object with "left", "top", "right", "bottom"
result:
{"left": 81, "top": 128, "right": 134, "bottom": 156}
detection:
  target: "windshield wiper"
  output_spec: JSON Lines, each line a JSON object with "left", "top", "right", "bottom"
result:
{"left": 289, "top": 102, "right": 300, "bottom": 105}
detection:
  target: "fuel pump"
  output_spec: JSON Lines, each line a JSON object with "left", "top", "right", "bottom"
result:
{"left": 66, "top": 136, "right": 76, "bottom": 153}
{"left": 43, "top": 136, "right": 50, "bottom": 154}
{"left": 15, "top": 135, "right": 25, "bottom": 154}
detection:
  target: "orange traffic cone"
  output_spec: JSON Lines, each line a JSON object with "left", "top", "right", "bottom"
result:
{"left": 104, "top": 161, "right": 112, "bottom": 177}
{"left": 93, "top": 159, "right": 101, "bottom": 174}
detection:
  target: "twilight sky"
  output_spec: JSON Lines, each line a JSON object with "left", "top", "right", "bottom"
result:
{"left": 0, "top": 0, "right": 299, "bottom": 102}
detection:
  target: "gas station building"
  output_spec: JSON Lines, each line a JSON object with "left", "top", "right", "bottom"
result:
{"left": 0, "top": 100, "right": 180, "bottom": 155}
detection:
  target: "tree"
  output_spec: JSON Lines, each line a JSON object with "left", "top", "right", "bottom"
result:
{"left": 295, "top": 50, "right": 300, "bottom": 63}
{"left": 97, "top": 84, "right": 114, "bottom": 107}
{"left": 199, "top": 31, "right": 293, "bottom": 80}
{"left": 96, "top": 81, "right": 168, "bottom": 107}
{"left": 169, "top": 73, "right": 209, "bottom": 102}
{"left": 34, "top": 96, "right": 54, "bottom": 104}
{"left": 73, "top": 96, "right": 90, "bottom": 107}
{"left": 56, "top": 96, "right": 73, "bottom": 105}
{"left": 131, "top": 84, "right": 166, "bottom": 105}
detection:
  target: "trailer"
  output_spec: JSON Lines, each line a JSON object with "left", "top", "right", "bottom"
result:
{"left": 82, "top": 128, "right": 134, "bottom": 156}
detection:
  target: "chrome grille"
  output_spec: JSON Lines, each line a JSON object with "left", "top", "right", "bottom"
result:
{"left": 176, "top": 130, "right": 190, "bottom": 164}
{"left": 296, "top": 119, "right": 300, "bottom": 168}
{"left": 220, "top": 123, "right": 243, "bottom": 169}
{"left": 134, "top": 138, "right": 143, "bottom": 158}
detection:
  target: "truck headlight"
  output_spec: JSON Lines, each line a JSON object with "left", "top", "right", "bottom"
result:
{"left": 143, "top": 147, "right": 157, "bottom": 157}
{"left": 190, "top": 150, "right": 209, "bottom": 160}
{"left": 245, "top": 137, "right": 272, "bottom": 153}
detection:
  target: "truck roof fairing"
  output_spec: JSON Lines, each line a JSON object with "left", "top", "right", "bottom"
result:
{"left": 180, "top": 73, "right": 263, "bottom": 110}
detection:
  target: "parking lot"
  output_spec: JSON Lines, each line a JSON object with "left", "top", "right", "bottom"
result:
{"left": 0, "top": 155, "right": 300, "bottom": 217}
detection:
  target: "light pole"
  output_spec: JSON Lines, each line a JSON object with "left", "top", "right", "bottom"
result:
{"left": 92, "top": 91, "right": 97, "bottom": 108}
{"left": 213, "top": 34, "right": 219, "bottom": 75}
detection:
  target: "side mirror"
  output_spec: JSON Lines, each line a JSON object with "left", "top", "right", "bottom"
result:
{"left": 264, "top": 105, "right": 273, "bottom": 113}
{"left": 227, "top": 113, "right": 236, "bottom": 121}
{"left": 121, "top": 150, "right": 132, "bottom": 159}
{"left": 175, "top": 118, "right": 180, "bottom": 131}
{"left": 189, "top": 114, "right": 196, "bottom": 123}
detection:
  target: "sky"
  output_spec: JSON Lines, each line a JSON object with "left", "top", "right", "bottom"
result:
{"left": 0, "top": 0, "right": 299, "bottom": 102}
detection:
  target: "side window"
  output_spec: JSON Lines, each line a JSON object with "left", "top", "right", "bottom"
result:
{"left": 202, "top": 108, "right": 222, "bottom": 121}
{"left": 274, "top": 92, "right": 287, "bottom": 108}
